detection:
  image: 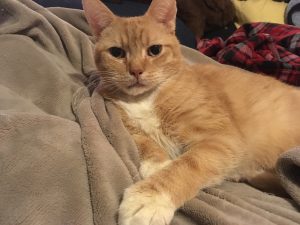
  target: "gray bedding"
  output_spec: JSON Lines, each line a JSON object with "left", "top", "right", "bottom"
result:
{"left": 0, "top": 1, "right": 299, "bottom": 225}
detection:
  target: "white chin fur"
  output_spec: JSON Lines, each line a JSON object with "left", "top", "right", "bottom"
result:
{"left": 123, "top": 85, "right": 152, "bottom": 96}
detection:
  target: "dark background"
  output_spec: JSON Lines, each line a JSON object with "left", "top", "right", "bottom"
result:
{"left": 33, "top": 0, "right": 197, "bottom": 48}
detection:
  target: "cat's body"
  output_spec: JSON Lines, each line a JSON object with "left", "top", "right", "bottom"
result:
{"left": 83, "top": 0, "right": 300, "bottom": 224}
{"left": 116, "top": 63, "right": 300, "bottom": 180}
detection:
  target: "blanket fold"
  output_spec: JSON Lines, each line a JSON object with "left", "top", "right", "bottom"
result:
{"left": 277, "top": 147, "right": 300, "bottom": 205}
{"left": 72, "top": 87, "right": 139, "bottom": 225}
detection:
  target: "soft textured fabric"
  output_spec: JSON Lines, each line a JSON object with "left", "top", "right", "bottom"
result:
{"left": 0, "top": 1, "right": 95, "bottom": 224}
{"left": 277, "top": 147, "right": 300, "bottom": 204}
{"left": 0, "top": 1, "right": 300, "bottom": 225}
{"left": 197, "top": 22, "right": 300, "bottom": 86}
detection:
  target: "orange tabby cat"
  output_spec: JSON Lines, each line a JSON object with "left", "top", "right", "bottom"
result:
{"left": 83, "top": 0, "right": 300, "bottom": 224}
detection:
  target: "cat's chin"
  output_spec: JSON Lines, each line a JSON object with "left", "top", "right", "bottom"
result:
{"left": 122, "top": 83, "right": 157, "bottom": 97}
{"left": 124, "top": 85, "right": 153, "bottom": 97}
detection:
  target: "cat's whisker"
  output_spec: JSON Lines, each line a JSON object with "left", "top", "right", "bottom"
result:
{"left": 98, "top": 72, "right": 123, "bottom": 78}
{"left": 99, "top": 82, "right": 118, "bottom": 89}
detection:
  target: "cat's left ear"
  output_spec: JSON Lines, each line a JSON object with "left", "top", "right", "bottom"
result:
{"left": 82, "top": 0, "right": 115, "bottom": 37}
{"left": 146, "top": 0, "right": 177, "bottom": 32}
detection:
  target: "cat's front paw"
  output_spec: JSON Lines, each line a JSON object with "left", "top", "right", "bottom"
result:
{"left": 118, "top": 182, "right": 176, "bottom": 225}
{"left": 139, "top": 160, "right": 171, "bottom": 179}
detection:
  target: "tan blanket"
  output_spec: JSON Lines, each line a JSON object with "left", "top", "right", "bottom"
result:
{"left": 0, "top": 1, "right": 299, "bottom": 225}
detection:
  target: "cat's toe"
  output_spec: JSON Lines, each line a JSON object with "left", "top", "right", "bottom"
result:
{"left": 139, "top": 160, "right": 171, "bottom": 179}
{"left": 118, "top": 183, "right": 175, "bottom": 225}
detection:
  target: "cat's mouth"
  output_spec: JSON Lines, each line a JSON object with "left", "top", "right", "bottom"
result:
{"left": 127, "top": 81, "right": 146, "bottom": 89}
{"left": 124, "top": 78, "right": 157, "bottom": 96}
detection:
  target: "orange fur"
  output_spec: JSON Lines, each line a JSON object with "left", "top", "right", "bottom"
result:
{"left": 83, "top": 0, "right": 300, "bottom": 224}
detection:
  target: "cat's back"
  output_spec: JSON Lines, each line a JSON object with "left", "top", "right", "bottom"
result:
{"left": 157, "top": 62, "right": 300, "bottom": 162}
{"left": 187, "top": 62, "right": 300, "bottom": 110}
{"left": 189, "top": 62, "right": 300, "bottom": 127}
{"left": 191, "top": 63, "right": 300, "bottom": 158}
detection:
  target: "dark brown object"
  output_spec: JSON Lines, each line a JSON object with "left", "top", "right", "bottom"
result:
{"left": 107, "top": 0, "right": 236, "bottom": 37}
{"left": 176, "top": 0, "right": 236, "bottom": 37}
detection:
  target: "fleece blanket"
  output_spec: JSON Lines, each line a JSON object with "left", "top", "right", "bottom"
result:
{"left": 0, "top": 1, "right": 299, "bottom": 225}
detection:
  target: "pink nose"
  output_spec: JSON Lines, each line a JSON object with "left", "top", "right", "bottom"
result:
{"left": 129, "top": 69, "right": 143, "bottom": 78}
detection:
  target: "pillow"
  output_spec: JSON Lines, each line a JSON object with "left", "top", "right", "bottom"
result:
{"left": 232, "top": 0, "right": 287, "bottom": 26}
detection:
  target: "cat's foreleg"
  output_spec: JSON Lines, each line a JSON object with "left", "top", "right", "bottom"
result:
{"left": 132, "top": 133, "right": 171, "bottom": 179}
{"left": 119, "top": 139, "right": 239, "bottom": 225}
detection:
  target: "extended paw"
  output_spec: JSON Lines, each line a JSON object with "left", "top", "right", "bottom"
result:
{"left": 139, "top": 160, "right": 171, "bottom": 179}
{"left": 118, "top": 183, "right": 176, "bottom": 225}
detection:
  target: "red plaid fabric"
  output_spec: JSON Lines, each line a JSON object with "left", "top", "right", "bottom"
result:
{"left": 197, "top": 23, "right": 300, "bottom": 86}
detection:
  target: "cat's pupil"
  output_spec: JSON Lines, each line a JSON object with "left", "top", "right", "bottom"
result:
{"left": 109, "top": 47, "right": 126, "bottom": 58}
{"left": 147, "top": 45, "right": 162, "bottom": 56}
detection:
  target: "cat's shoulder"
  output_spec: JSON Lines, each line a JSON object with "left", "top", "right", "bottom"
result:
{"left": 183, "top": 62, "right": 234, "bottom": 82}
{"left": 188, "top": 62, "right": 254, "bottom": 81}
{"left": 190, "top": 62, "right": 240, "bottom": 73}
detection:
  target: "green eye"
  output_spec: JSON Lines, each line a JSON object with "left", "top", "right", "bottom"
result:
{"left": 147, "top": 45, "right": 162, "bottom": 57}
{"left": 109, "top": 47, "right": 126, "bottom": 58}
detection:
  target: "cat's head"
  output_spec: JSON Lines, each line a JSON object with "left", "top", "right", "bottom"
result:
{"left": 83, "top": 0, "right": 183, "bottom": 97}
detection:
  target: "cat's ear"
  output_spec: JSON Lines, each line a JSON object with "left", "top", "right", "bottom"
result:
{"left": 82, "top": 0, "right": 115, "bottom": 36}
{"left": 146, "top": 0, "right": 177, "bottom": 32}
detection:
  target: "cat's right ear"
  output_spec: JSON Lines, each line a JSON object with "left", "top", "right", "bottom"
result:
{"left": 82, "top": 0, "right": 115, "bottom": 37}
{"left": 146, "top": 0, "right": 177, "bottom": 32}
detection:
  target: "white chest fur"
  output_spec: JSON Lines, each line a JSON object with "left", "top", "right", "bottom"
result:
{"left": 117, "top": 95, "right": 180, "bottom": 158}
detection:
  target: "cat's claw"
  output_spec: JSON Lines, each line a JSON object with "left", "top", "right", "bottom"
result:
{"left": 118, "top": 183, "right": 176, "bottom": 225}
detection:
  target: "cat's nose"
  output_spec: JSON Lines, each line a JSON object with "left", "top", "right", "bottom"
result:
{"left": 129, "top": 69, "right": 143, "bottom": 79}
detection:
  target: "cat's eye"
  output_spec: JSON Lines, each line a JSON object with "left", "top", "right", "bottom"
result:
{"left": 109, "top": 47, "right": 126, "bottom": 58}
{"left": 147, "top": 45, "right": 162, "bottom": 57}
